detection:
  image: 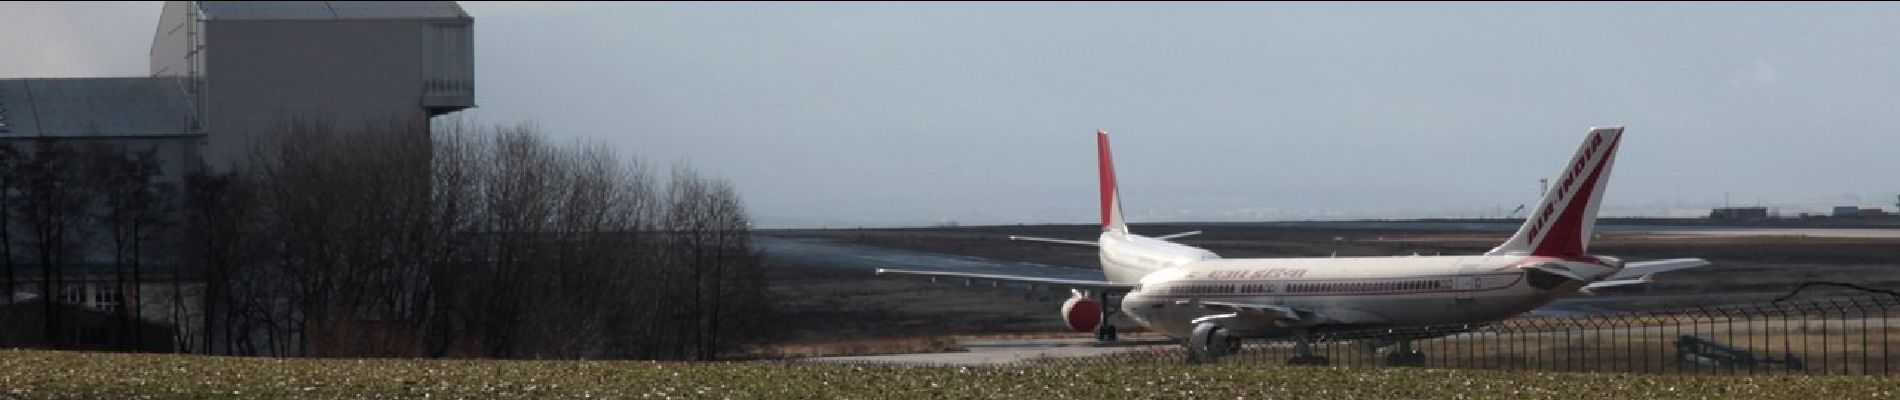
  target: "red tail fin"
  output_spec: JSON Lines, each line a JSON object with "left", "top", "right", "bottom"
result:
{"left": 1490, "top": 127, "right": 1624, "bottom": 257}
{"left": 1098, "top": 130, "right": 1127, "bottom": 233}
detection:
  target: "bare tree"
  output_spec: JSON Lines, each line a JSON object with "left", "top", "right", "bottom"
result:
{"left": 14, "top": 140, "right": 89, "bottom": 348}
{"left": 127, "top": 151, "right": 176, "bottom": 351}
{"left": 82, "top": 144, "right": 174, "bottom": 351}
{"left": 0, "top": 145, "right": 19, "bottom": 305}
{"left": 171, "top": 118, "right": 770, "bottom": 360}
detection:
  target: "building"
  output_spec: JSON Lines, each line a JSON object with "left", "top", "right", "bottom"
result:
{"left": 1, "top": 1, "right": 473, "bottom": 171}
{"left": 1708, "top": 207, "right": 1769, "bottom": 220}
{"left": 1, "top": 294, "right": 178, "bottom": 352}
{"left": 1, "top": 1, "right": 474, "bottom": 352}
{"left": 151, "top": 1, "right": 475, "bottom": 167}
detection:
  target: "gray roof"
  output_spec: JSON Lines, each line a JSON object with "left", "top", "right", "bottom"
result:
{"left": 0, "top": 77, "right": 199, "bottom": 139}
{"left": 197, "top": 1, "right": 469, "bottom": 21}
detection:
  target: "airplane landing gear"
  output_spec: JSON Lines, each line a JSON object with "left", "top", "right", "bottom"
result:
{"left": 1185, "top": 322, "right": 1241, "bottom": 364}
{"left": 1285, "top": 329, "right": 1330, "bottom": 366}
{"left": 1095, "top": 321, "right": 1118, "bottom": 342}
{"left": 1094, "top": 291, "right": 1117, "bottom": 342}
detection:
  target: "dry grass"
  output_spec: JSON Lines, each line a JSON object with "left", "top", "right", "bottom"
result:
{"left": 741, "top": 336, "right": 963, "bottom": 359}
{"left": 744, "top": 331, "right": 1171, "bottom": 359}
{"left": 5, "top": 349, "right": 1900, "bottom": 399}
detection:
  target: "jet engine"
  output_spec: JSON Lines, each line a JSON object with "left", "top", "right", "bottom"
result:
{"left": 1061, "top": 295, "right": 1102, "bottom": 332}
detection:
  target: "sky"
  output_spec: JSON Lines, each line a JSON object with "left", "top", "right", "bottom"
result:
{"left": 5, "top": 2, "right": 1900, "bottom": 228}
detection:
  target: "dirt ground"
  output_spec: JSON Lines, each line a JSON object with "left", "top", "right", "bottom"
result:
{"left": 752, "top": 221, "right": 1900, "bottom": 357}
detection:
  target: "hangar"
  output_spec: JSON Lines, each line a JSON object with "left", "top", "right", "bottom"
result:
{"left": 0, "top": 1, "right": 474, "bottom": 352}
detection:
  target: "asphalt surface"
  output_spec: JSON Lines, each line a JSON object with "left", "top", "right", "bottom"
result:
{"left": 754, "top": 235, "right": 1103, "bottom": 280}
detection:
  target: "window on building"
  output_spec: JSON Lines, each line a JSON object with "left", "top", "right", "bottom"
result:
{"left": 61, "top": 286, "right": 84, "bottom": 304}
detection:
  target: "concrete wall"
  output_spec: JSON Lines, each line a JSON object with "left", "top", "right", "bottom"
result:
{"left": 149, "top": 1, "right": 196, "bottom": 77}
{"left": 201, "top": 19, "right": 433, "bottom": 167}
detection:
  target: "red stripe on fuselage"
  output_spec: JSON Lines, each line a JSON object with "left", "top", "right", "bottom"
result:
{"left": 1154, "top": 273, "right": 1525, "bottom": 297}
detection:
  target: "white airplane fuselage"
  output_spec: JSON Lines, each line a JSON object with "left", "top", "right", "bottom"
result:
{"left": 1098, "top": 231, "right": 1218, "bottom": 283}
{"left": 878, "top": 127, "right": 1701, "bottom": 358}
{"left": 1099, "top": 231, "right": 1621, "bottom": 339}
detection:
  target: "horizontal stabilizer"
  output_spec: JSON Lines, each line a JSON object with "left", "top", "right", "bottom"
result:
{"left": 1154, "top": 231, "right": 1203, "bottom": 240}
{"left": 1579, "top": 258, "right": 1708, "bottom": 294}
{"left": 1581, "top": 277, "right": 1653, "bottom": 294}
{"left": 1605, "top": 258, "right": 1710, "bottom": 281}
{"left": 1007, "top": 236, "right": 1099, "bottom": 247}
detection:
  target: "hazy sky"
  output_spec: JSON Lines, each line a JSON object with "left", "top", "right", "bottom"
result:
{"left": 6, "top": 2, "right": 1900, "bottom": 227}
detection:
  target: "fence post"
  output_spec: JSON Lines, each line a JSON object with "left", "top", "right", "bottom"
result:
{"left": 1884, "top": 296, "right": 1893, "bottom": 375}
{"left": 1672, "top": 310, "right": 1687, "bottom": 373}
{"left": 1782, "top": 300, "right": 1802, "bottom": 375}
{"left": 1852, "top": 297, "right": 1870, "bottom": 375}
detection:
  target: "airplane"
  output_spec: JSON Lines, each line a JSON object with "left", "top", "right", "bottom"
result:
{"left": 878, "top": 127, "right": 1710, "bottom": 365}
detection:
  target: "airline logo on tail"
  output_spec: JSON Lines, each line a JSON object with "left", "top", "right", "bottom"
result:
{"left": 1491, "top": 127, "right": 1624, "bottom": 258}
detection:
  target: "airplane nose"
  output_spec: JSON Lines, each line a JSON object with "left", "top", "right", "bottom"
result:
{"left": 1119, "top": 292, "right": 1157, "bottom": 325}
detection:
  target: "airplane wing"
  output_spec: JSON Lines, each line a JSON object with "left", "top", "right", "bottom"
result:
{"left": 875, "top": 268, "right": 1135, "bottom": 292}
{"left": 1007, "top": 236, "right": 1098, "bottom": 247}
{"left": 1008, "top": 231, "right": 1201, "bottom": 246}
{"left": 1605, "top": 258, "right": 1710, "bottom": 281}
{"left": 1183, "top": 300, "right": 1389, "bottom": 327}
{"left": 1153, "top": 231, "right": 1203, "bottom": 240}
{"left": 1188, "top": 300, "right": 1314, "bottom": 323}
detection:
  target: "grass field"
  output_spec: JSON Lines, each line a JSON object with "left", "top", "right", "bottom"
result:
{"left": 4, "top": 350, "right": 1899, "bottom": 399}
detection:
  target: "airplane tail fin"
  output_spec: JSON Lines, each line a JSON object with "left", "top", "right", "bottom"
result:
{"left": 1098, "top": 129, "right": 1128, "bottom": 234}
{"left": 1488, "top": 126, "right": 1625, "bottom": 258}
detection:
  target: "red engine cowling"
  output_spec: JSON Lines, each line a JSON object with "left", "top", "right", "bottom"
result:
{"left": 1061, "top": 296, "right": 1102, "bottom": 332}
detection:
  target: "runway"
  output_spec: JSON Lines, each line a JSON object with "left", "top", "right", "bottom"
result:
{"left": 754, "top": 235, "right": 1102, "bottom": 280}
{"left": 754, "top": 234, "right": 1625, "bottom": 316}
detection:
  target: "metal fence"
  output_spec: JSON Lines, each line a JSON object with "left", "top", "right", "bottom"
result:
{"left": 1040, "top": 292, "right": 1900, "bottom": 375}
